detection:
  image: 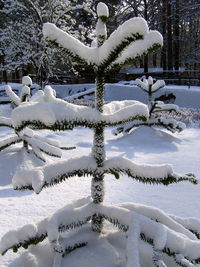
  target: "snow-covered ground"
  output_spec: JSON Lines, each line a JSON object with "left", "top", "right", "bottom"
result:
{"left": 1, "top": 82, "right": 200, "bottom": 108}
{"left": 0, "top": 101, "right": 200, "bottom": 266}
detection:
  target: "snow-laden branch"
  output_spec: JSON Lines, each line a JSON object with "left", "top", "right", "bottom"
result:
{"left": 118, "top": 203, "right": 197, "bottom": 241}
{"left": 12, "top": 156, "right": 97, "bottom": 193}
{"left": 24, "top": 135, "right": 62, "bottom": 162}
{"left": 43, "top": 17, "right": 148, "bottom": 67}
{"left": 99, "top": 204, "right": 200, "bottom": 264}
{"left": 114, "top": 117, "right": 186, "bottom": 135}
{"left": 12, "top": 155, "right": 197, "bottom": 194}
{"left": 152, "top": 102, "right": 179, "bottom": 113}
{"left": 169, "top": 214, "right": 200, "bottom": 239}
{"left": 12, "top": 100, "right": 149, "bottom": 132}
{"left": 0, "top": 218, "right": 48, "bottom": 256}
{"left": 104, "top": 157, "right": 196, "bottom": 185}
{"left": 43, "top": 23, "right": 92, "bottom": 65}
{"left": 151, "top": 80, "right": 166, "bottom": 93}
{"left": 150, "top": 117, "right": 186, "bottom": 133}
{"left": 2, "top": 200, "right": 200, "bottom": 266}
{"left": 5, "top": 85, "right": 21, "bottom": 107}
{"left": 0, "top": 197, "right": 92, "bottom": 255}
{"left": 110, "top": 31, "right": 163, "bottom": 70}
{"left": 0, "top": 116, "right": 13, "bottom": 128}
{"left": 0, "top": 135, "right": 21, "bottom": 151}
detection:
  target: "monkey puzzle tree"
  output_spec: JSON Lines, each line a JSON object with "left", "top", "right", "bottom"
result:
{"left": 1, "top": 3, "right": 200, "bottom": 267}
{"left": 113, "top": 76, "right": 186, "bottom": 136}
{"left": 0, "top": 76, "right": 75, "bottom": 162}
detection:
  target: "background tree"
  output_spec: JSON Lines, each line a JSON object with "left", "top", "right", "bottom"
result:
{"left": 1, "top": 0, "right": 199, "bottom": 82}
{"left": 0, "top": 0, "right": 94, "bottom": 85}
{"left": 113, "top": 76, "right": 186, "bottom": 136}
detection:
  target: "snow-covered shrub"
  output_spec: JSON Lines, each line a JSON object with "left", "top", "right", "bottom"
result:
{"left": 113, "top": 76, "right": 186, "bottom": 136}
{"left": 157, "top": 108, "right": 200, "bottom": 128}
{"left": 1, "top": 3, "right": 199, "bottom": 267}
{"left": 0, "top": 76, "right": 75, "bottom": 162}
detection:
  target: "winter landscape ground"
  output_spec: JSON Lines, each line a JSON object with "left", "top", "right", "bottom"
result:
{"left": 0, "top": 83, "right": 200, "bottom": 266}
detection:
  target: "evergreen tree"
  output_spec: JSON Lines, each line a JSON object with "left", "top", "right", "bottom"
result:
{"left": 0, "top": 3, "right": 200, "bottom": 266}
{"left": 0, "top": 76, "right": 75, "bottom": 161}
{"left": 113, "top": 76, "right": 186, "bottom": 136}
{"left": 0, "top": 0, "right": 94, "bottom": 84}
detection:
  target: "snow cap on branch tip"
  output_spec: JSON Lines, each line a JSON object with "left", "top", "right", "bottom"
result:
{"left": 152, "top": 80, "right": 165, "bottom": 91}
{"left": 12, "top": 169, "right": 44, "bottom": 194}
{"left": 22, "top": 76, "right": 32, "bottom": 86}
{"left": 97, "top": 2, "right": 109, "bottom": 19}
{"left": 148, "top": 76, "right": 153, "bottom": 85}
{"left": 4, "top": 84, "right": 12, "bottom": 92}
{"left": 44, "top": 85, "right": 56, "bottom": 102}
{"left": 42, "top": 23, "right": 56, "bottom": 39}
{"left": 21, "top": 85, "right": 30, "bottom": 96}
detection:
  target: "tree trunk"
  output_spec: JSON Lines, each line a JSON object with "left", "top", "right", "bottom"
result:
{"left": 167, "top": 0, "right": 173, "bottom": 71}
{"left": 161, "top": 0, "right": 167, "bottom": 71}
{"left": 91, "top": 17, "right": 107, "bottom": 233}
{"left": 3, "top": 70, "right": 7, "bottom": 84}
{"left": 143, "top": 0, "right": 148, "bottom": 73}
{"left": 174, "top": 0, "right": 180, "bottom": 72}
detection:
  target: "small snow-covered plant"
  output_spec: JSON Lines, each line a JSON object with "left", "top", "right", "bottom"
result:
{"left": 113, "top": 76, "right": 186, "bottom": 136}
{"left": 0, "top": 76, "right": 75, "bottom": 162}
{"left": 1, "top": 3, "right": 200, "bottom": 267}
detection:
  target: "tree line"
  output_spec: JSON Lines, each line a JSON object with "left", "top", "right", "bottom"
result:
{"left": 0, "top": 0, "right": 199, "bottom": 84}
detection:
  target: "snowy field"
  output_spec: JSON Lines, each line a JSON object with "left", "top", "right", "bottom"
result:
{"left": 0, "top": 101, "right": 200, "bottom": 266}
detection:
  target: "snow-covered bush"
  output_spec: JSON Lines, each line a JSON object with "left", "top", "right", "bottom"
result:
{"left": 158, "top": 108, "right": 200, "bottom": 128}
{"left": 0, "top": 76, "right": 75, "bottom": 162}
{"left": 1, "top": 3, "right": 200, "bottom": 267}
{"left": 113, "top": 76, "right": 186, "bottom": 136}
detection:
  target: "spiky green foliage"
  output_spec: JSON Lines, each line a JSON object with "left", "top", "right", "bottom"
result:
{"left": 14, "top": 114, "right": 147, "bottom": 133}
{"left": 13, "top": 159, "right": 197, "bottom": 193}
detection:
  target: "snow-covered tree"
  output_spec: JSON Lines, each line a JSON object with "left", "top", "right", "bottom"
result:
{"left": 113, "top": 76, "right": 186, "bottom": 136}
{"left": 0, "top": 0, "right": 94, "bottom": 84}
{"left": 0, "top": 76, "right": 75, "bottom": 162}
{"left": 1, "top": 3, "right": 200, "bottom": 266}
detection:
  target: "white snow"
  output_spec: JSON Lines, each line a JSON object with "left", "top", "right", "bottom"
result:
{"left": 43, "top": 17, "right": 149, "bottom": 66}
{"left": 0, "top": 135, "right": 21, "bottom": 150}
{"left": 105, "top": 157, "right": 173, "bottom": 179}
{"left": 105, "top": 83, "right": 200, "bottom": 108}
{"left": 153, "top": 102, "right": 179, "bottom": 112}
{"left": 152, "top": 80, "right": 165, "bottom": 92}
{"left": 0, "top": 116, "right": 12, "bottom": 127}
{"left": 12, "top": 153, "right": 180, "bottom": 194}
{"left": 136, "top": 76, "right": 165, "bottom": 93}
{"left": 5, "top": 85, "right": 20, "bottom": 106}
{"left": 126, "top": 216, "right": 140, "bottom": 267}
{"left": 97, "top": 2, "right": 109, "bottom": 18}
{"left": 0, "top": 92, "right": 200, "bottom": 267}
{"left": 148, "top": 76, "right": 153, "bottom": 85}
{"left": 22, "top": 76, "right": 32, "bottom": 86}
{"left": 96, "top": 19, "right": 107, "bottom": 37}
{"left": 20, "top": 85, "right": 30, "bottom": 99}
{"left": 112, "top": 31, "right": 163, "bottom": 67}
{"left": 136, "top": 78, "right": 148, "bottom": 91}
{"left": 12, "top": 100, "right": 149, "bottom": 129}
{"left": 0, "top": 124, "right": 200, "bottom": 266}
